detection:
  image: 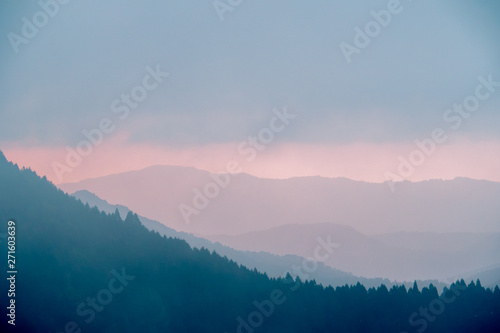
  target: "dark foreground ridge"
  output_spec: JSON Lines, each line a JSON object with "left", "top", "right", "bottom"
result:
{"left": 0, "top": 151, "right": 499, "bottom": 332}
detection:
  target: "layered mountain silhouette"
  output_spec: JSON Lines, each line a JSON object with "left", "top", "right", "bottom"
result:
{"left": 1, "top": 152, "right": 499, "bottom": 332}
{"left": 72, "top": 189, "right": 447, "bottom": 289}
{"left": 206, "top": 224, "right": 500, "bottom": 283}
{"left": 60, "top": 165, "right": 500, "bottom": 236}
{"left": 60, "top": 165, "right": 500, "bottom": 283}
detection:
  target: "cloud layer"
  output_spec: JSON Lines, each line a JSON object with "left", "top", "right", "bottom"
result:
{"left": 1, "top": 0, "right": 499, "bottom": 182}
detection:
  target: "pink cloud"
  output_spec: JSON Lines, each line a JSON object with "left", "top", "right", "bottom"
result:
{"left": 2, "top": 132, "right": 500, "bottom": 185}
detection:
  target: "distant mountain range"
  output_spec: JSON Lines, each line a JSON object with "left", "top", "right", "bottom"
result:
{"left": 72, "top": 190, "right": 500, "bottom": 287}
{"left": 60, "top": 165, "right": 500, "bottom": 236}
{"left": 72, "top": 190, "right": 446, "bottom": 289}
{"left": 61, "top": 165, "right": 500, "bottom": 284}
{"left": 205, "top": 224, "right": 500, "bottom": 282}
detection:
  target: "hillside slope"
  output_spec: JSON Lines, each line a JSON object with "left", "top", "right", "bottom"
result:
{"left": 207, "top": 224, "right": 500, "bottom": 282}
{"left": 72, "top": 190, "right": 447, "bottom": 289}
{"left": 1, "top": 152, "right": 499, "bottom": 332}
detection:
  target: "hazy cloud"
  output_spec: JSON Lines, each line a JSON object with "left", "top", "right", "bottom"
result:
{"left": 1, "top": 0, "right": 499, "bottom": 147}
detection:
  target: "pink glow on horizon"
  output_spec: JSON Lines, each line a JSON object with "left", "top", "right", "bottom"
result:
{"left": 2, "top": 134, "right": 500, "bottom": 185}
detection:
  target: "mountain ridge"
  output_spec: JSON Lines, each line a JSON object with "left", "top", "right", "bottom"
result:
{"left": 61, "top": 163, "right": 500, "bottom": 186}
{"left": 59, "top": 165, "right": 500, "bottom": 236}
{"left": 71, "top": 189, "right": 448, "bottom": 289}
{"left": 205, "top": 222, "right": 500, "bottom": 282}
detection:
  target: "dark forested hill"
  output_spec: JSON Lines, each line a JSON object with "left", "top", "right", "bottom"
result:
{"left": 0, "top": 151, "right": 499, "bottom": 333}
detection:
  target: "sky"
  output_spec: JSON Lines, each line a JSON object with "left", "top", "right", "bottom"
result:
{"left": 1, "top": 0, "right": 499, "bottom": 184}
